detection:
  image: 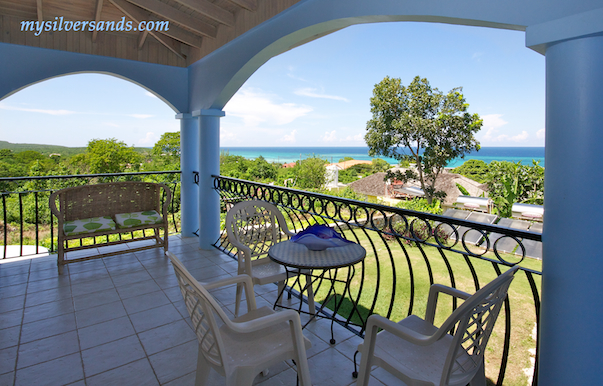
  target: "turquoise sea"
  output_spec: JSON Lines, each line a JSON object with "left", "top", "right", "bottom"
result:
{"left": 220, "top": 147, "right": 545, "bottom": 168}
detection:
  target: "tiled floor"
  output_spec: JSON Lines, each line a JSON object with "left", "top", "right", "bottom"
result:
{"left": 0, "top": 235, "right": 392, "bottom": 386}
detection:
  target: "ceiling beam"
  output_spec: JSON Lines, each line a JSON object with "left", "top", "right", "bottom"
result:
{"left": 138, "top": 29, "right": 148, "bottom": 49}
{"left": 152, "top": 15, "right": 203, "bottom": 48}
{"left": 109, "top": 0, "right": 186, "bottom": 59}
{"left": 124, "top": 0, "right": 216, "bottom": 38}
{"left": 149, "top": 29, "right": 186, "bottom": 60}
{"left": 171, "top": 0, "right": 234, "bottom": 26}
{"left": 92, "top": 0, "right": 104, "bottom": 42}
{"left": 110, "top": 0, "right": 203, "bottom": 48}
{"left": 224, "top": 0, "right": 257, "bottom": 12}
{"left": 36, "top": 0, "right": 43, "bottom": 23}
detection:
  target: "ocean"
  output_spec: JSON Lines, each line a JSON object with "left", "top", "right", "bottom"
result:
{"left": 219, "top": 147, "right": 545, "bottom": 168}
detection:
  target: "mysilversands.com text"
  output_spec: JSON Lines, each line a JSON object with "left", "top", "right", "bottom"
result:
{"left": 21, "top": 16, "right": 169, "bottom": 37}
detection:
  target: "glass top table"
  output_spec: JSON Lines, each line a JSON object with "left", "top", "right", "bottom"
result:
{"left": 268, "top": 240, "right": 366, "bottom": 269}
{"left": 268, "top": 239, "right": 366, "bottom": 344}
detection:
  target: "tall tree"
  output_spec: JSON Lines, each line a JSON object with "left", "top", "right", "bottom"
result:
{"left": 248, "top": 156, "right": 277, "bottom": 181}
{"left": 86, "top": 138, "right": 142, "bottom": 174}
{"left": 296, "top": 157, "right": 327, "bottom": 189}
{"left": 151, "top": 132, "right": 181, "bottom": 170}
{"left": 365, "top": 76, "right": 482, "bottom": 204}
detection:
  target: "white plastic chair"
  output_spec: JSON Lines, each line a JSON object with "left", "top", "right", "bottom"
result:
{"left": 355, "top": 265, "right": 520, "bottom": 386}
{"left": 226, "top": 200, "right": 315, "bottom": 317}
{"left": 167, "top": 251, "right": 312, "bottom": 386}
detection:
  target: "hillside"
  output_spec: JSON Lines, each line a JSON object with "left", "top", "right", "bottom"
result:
{"left": 0, "top": 141, "right": 150, "bottom": 157}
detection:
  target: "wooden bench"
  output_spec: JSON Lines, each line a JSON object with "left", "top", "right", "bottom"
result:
{"left": 50, "top": 181, "right": 171, "bottom": 271}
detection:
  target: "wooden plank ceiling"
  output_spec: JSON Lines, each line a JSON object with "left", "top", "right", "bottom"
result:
{"left": 0, "top": 0, "right": 301, "bottom": 67}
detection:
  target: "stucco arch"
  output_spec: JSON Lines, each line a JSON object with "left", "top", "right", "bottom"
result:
{"left": 188, "top": 0, "right": 603, "bottom": 112}
{"left": 0, "top": 42, "right": 188, "bottom": 113}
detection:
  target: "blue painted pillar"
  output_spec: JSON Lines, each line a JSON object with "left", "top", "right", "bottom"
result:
{"left": 176, "top": 113, "right": 199, "bottom": 238}
{"left": 539, "top": 35, "right": 603, "bottom": 385}
{"left": 193, "top": 109, "right": 225, "bottom": 249}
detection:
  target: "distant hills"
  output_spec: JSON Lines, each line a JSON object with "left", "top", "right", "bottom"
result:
{"left": 0, "top": 141, "right": 150, "bottom": 157}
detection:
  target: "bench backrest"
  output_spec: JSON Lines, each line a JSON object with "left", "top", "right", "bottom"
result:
{"left": 50, "top": 182, "right": 168, "bottom": 222}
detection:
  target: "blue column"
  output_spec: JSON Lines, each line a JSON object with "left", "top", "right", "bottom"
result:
{"left": 176, "top": 113, "right": 199, "bottom": 238}
{"left": 193, "top": 109, "right": 225, "bottom": 249}
{"left": 539, "top": 35, "right": 603, "bottom": 385}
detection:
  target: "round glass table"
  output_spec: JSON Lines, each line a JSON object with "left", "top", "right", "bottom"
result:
{"left": 268, "top": 240, "right": 366, "bottom": 344}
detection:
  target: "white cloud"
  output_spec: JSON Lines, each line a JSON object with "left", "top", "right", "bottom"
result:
{"left": 511, "top": 131, "right": 529, "bottom": 142}
{"left": 482, "top": 114, "right": 508, "bottom": 129}
{"left": 536, "top": 128, "right": 545, "bottom": 139}
{"left": 220, "top": 129, "right": 236, "bottom": 142}
{"left": 480, "top": 114, "right": 511, "bottom": 142}
{"left": 280, "top": 130, "right": 297, "bottom": 143}
{"left": 225, "top": 88, "right": 312, "bottom": 126}
{"left": 321, "top": 130, "right": 337, "bottom": 142}
{"left": 344, "top": 133, "right": 364, "bottom": 143}
{"left": 481, "top": 126, "right": 530, "bottom": 143}
{"left": 287, "top": 68, "right": 307, "bottom": 82}
{"left": 103, "top": 122, "right": 120, "bottom": 128}
{"left": 128, "top": 114, "right": 154, "bottom": 119}
{"left": 138, "top": 132, "right": 158, "bottom": 145}
{"left": 294, "top": 88, "right": 349, "bottom": 102}
{"left": 0, "top": 103, "right": 76, "bottom": 115}
{"left": 317, "top": 129, "right": 365, "bottom": 144}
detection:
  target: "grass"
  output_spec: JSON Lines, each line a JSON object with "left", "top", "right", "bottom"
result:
{"left": 296, "top": 228, "right": 541, "bottom": 386}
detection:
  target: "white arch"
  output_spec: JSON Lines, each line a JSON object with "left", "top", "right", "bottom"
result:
{"left": 1, "top": 71, "right": 181, "bottom": 113}
{"left": 188, "top": 0, "right": 603, "bottom": 111}
{"left": 0, "top": 42, "right": 188, "bottom": 113}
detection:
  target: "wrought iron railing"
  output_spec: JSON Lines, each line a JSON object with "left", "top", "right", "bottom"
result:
{"left": 0, "top": 171, "right": 181, "bottom": 259}
{"left": 212, "top": 175, "right": 542, "bottom": 386}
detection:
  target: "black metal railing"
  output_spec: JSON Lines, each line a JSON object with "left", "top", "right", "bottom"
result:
{"left": 212, "top": 175, "right": 542, "bottom": 386}
{"left": 0, "top": 171, "right": 182, "bottom": 259}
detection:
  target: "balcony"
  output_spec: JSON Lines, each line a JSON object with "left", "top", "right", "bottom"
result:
{"left": 0, "top": 234, "right": 381, "bottom": 385}
{"left": 0, "top": 174, "right": 542, "bottom": 385}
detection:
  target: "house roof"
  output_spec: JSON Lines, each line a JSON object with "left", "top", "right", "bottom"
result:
{"left": 0, "top": 0, "right": 301, "bottom": 67}
{"left": 348, "top": 172, "right": 387, "bottom": 197}
{"left": 350, "top": 169, "right": 487, "bottom": 205}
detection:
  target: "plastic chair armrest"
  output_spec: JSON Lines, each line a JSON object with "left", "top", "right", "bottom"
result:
{"left": 229, "top": 309, "right": 303, "bottom": 334}
{"left": 228, "top": 237, "right": 252, "bottom": 254}
{"left": 425, "top": 284, "right": 472, "bottom": 324}
{"left": 226, "top": 239, "right": 253, "bottom": 275}
{"left": 365, "top": 314, "right": 433, "bottom": 346}
{"left": 281, "top": 226, "right": 296, "bottom": 238}
{"left": 203, "top": 274, "right": 258, "bottom": 311}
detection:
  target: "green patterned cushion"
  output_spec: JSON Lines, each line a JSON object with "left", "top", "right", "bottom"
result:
{"left": 63, "top": 216, "right": 116, "bottom": 236}
{"left": 115, "top": 210, "right": 163, "bottom": 228}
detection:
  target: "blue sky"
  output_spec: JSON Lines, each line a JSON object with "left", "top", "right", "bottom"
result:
{"left": 0, "top": 22, "right": 545, "bottom": 148}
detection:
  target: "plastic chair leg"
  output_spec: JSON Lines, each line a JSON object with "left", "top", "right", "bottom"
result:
{"left": 195, "top": 345, "right": 212, "bottom": 386}
{"left": 235, "top": 282, "right": 243, "bottom": 317}
{"left": 277, "top": 280, "right": 285, "bottom": 305}
{"left": 468, "top": 360, "right": 486, "bottom": 386}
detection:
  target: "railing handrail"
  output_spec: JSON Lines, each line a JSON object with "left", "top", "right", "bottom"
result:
{"left": 0, "top": 170, "right": 182, "bottom": 183}
{"left": 212, "top": 175, "right": 542, "bottom": 242}
{"left": 213, "top": 175, "right": 543, "bottom": 386}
